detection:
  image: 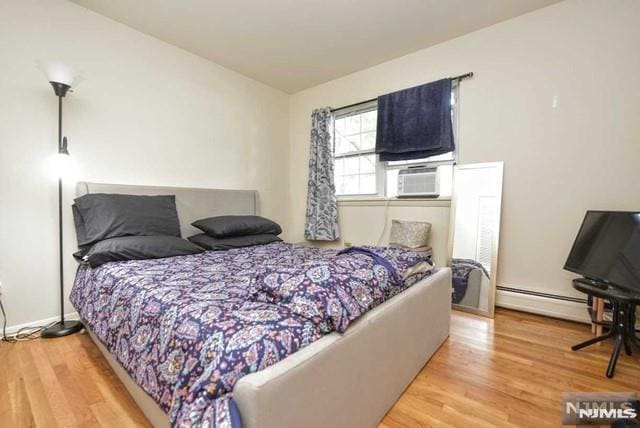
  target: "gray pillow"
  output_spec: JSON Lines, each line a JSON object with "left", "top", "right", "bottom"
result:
{"left": 79, "top": 235, "right": 203, "bottom": 268}
{"left": 192, "top": 215, "right": 282, "bottom": 238}
{"left": 188, "top": 233, "right": 282, "bottom": 251}
{"left": 72, "top": 204, "right": 89, "bottom": 247}
{"left": 74, "top": 193, "right": 181, "bottom": 246}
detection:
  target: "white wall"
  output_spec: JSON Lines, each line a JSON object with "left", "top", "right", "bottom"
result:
{"left": 0, "top": 0, "right": 290, "bottom": 328}
{"left": 288, "top": 0, "right": 640, "bottom": 304}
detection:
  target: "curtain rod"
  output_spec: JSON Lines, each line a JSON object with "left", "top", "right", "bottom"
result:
{"left": 330, "top": 72, "right": 474, "bottom": 113}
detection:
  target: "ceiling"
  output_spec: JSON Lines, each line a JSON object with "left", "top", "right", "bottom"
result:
{"left": 70, "top": 0, "right": 561, "bottom": 93}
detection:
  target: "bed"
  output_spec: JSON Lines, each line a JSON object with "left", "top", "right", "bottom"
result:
{"left": 71, "top": 182, "right": 452, "bottom": 428}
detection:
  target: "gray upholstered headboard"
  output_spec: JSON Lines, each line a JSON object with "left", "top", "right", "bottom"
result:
{"left": 76, "top": 182, "right": 258, "bottom": 238}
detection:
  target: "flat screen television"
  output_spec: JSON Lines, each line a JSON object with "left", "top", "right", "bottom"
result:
{"left": 564, "top": 211, "right": 640, "bottom": 292}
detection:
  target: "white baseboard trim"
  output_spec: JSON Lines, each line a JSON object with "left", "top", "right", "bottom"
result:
{"left": 496, "top": 289, "right": 590, "bottom": 324}
{"left": 4, "top": 312, "right": 80, "bottom": 335}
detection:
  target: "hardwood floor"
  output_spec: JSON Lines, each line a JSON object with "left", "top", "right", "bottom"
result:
{"left": 1, "top": 308, "right": 638, "bottom": 427}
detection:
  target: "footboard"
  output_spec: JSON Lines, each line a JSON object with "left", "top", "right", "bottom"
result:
{"left": 234, "top": 268, "right": 452, "bottom": 428}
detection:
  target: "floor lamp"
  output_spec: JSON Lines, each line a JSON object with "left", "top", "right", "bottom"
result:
{"left": 39, "top": 62, "right": 84, "bottom": 338}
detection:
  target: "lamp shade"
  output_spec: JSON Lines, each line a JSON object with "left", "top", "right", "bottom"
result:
{"left": 37, "top": 60, "right": 83, "bottom": 87}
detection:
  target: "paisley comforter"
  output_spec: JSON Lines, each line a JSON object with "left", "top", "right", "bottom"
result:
{"left": 70, "top": 242, "right": 432, "bottom": 427}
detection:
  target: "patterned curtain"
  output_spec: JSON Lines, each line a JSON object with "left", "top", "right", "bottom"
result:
{"left": 304, "top": 108, "right": 340, "bottom": 241}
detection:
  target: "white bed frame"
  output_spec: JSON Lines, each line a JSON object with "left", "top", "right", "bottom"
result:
{"left": 76, "top": 182, "right": 452, "bottom": 428}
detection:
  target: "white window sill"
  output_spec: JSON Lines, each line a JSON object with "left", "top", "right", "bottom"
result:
{"left": 337, "top": 196, "right": 451, "bottom": 207}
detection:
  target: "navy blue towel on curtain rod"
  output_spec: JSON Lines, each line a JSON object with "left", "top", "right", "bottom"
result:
{"left": 375, "top": 78, "right": 454, "bottom": 161}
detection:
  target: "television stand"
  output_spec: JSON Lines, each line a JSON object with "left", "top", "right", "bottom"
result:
{"left": 571, "top": 278, "right": 640, "bottom": 378}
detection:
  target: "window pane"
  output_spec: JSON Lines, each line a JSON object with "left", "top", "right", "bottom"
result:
{"left": 334, "top": 153, "right": 379, "bottom": 195}
{"left": 334, "top": 117, "right": 346, "bottom": 135}
{"left": 344, "top": 156, "right": 359, "bottom": 174}
{"left": 335, "top": 134, "right": 364, "bottom": 155}
{"left": 361, "top": 131, "right": 376, "bottom": 150}
{"left": 343, "top": 174, "right": 359, "bottom": 195}
{"left": 334, "top": 135, "right": 351, "bottom": 156}
{"left": 334, "top": 157, "right": 344, "bottom": 176}
{"left": 361, "top": 110, "right": 377, "bottom": 132}
{"left": 360, "top": 174, "right": 376, "bottom": 194}
{"left": 345, "top": 134, "right": 361, "bottom": 152}
{"left": 346, "top": 115, "right": 360, "bottom": 135}
{"left": 360, "top": 154, "right": 376, "bottom": 173}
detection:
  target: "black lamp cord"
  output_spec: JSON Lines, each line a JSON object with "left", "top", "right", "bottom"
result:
{"left": 0, "top": 263, "right": 84, "bottom": 343}
{"left": 0, "top": 297, "right": 55, "bottom": 343}
{"left": 0, "top": 297, "right": 7, "bottom": 342}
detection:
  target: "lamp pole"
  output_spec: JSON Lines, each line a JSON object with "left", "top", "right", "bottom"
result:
{"left": 42, "top": 81, "right": 83, "bottom": 339}
{"left": 57, "top": 93, "right": 65, "bottom": 326}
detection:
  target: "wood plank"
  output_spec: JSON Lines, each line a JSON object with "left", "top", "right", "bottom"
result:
{"left": 8, "top": 377, "right": 35, "bottom": 428}
{"left": 17, "top": 341, "right": 58, "bottom": 428}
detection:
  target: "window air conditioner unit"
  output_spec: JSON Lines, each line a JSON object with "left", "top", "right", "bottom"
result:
{"left": 397, "top": 166, "right": 439, "bottom": 197}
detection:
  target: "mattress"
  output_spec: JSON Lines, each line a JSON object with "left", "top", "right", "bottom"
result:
{"left": 70, "top": 242, "right": 436, "bottom": 427}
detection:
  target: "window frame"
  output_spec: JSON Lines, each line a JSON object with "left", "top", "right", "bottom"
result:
{"left": 332, "top": 82, "right": 459, "bottom": 198}
{"left": 333, "top": 101, "right": 384, "bottom": 198}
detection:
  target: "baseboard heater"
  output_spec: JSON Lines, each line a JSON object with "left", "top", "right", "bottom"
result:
{"left": 497, "top": 286, "right": 587, "bottom": 304}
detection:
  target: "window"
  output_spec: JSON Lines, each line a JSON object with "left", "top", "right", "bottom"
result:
{"left": 333, "top": 84, "right": 458, "bottom": 198}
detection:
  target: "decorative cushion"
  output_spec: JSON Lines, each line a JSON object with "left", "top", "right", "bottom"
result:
{"left": 388, "top": 219, "right": 432, "bottom": 249}
{"left": 192, "top": 215, "right": 282, "bottom": 238}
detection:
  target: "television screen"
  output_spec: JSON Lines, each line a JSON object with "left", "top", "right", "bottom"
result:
{"left": 564, "top": 211, "right": 640, "bottom": 292}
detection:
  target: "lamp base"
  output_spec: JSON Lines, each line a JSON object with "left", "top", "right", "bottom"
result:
{"left": 41, "top": 320, "right": 84, "bottom": 339}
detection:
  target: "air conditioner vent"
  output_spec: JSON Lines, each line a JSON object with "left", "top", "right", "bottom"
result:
{"left": 397, "top": 167, "right": 439, "bottom": 197}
